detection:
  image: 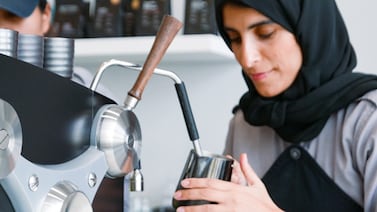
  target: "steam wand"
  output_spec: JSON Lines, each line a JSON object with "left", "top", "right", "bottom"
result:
{"left": 91, "top": 59, "right": 203, "bottom": 156}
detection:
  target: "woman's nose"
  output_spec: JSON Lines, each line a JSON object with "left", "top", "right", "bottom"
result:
{"left": 238, "top": 40, "right": 261, "bottom": 69}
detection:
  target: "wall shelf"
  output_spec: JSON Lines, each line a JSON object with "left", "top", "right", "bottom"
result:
{"left": 74, "top": 34, "right": 235, "bottom": 66}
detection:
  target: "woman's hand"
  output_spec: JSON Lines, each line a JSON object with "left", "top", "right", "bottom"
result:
{"left": 173, "top": 153, "right": 283, "bottom": 212}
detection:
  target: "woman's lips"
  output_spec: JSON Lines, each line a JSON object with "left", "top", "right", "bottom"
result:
{"left": 251, "top": 70, "right": 271, "bottom": 81}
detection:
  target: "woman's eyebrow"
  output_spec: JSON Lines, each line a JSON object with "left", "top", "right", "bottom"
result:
{"left": 247, "top": 20, "right": 274, "bottom": 30}
{"left": 224, "top": 19, "right": 274, "bottom": 32}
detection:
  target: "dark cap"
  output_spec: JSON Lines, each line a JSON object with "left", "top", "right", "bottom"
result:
{"left": 0, "top": 0, "right": 40, "bottom": 18}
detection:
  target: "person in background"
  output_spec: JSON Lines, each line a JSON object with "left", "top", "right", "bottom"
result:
{"left": 173, "top": 0, "right": 377, "bottom": 211}
{"left": 0, "top": 0, "right": 127, "bottom": 211}
{"left": 0, "top": 0, "right": 118, "bottom": 101}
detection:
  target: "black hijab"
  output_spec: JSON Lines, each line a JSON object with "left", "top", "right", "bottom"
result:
{"left": 215, "top": 0, "right": 377, "bottom": 142}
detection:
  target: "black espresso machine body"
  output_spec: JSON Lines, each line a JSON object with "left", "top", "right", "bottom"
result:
{"left": 0, "top": 54, "right": 115, "bottom": 164}
{"left": 0, "top": 54, "right": 131, "bottom": 211}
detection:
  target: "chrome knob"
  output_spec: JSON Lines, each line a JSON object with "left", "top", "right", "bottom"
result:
{"left": 41, "top": 181, "right": 92, "bottom": 212}
{"left": 91, "top": 105, "right": 142, "bottom": 178}
{"left": 0, "top": 98, "right": 22, "bottom": 179}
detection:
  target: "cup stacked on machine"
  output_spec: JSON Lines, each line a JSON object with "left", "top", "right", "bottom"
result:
{"left": 43, "top": 37, "right": 74, "bottom": 78}
{"left": 0, "top": 28, "right": 18, "bottom": 58}
{"left": 17, "top": 33, "right": 44, "bottom": 68}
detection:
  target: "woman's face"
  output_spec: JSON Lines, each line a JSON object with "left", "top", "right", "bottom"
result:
{"left": 222, "top": 3, "right": 303, "bottom": 97}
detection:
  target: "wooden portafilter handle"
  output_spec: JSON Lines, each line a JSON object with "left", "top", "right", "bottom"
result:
{"left": 128, "top": 15, "right": 183, "bottom": 100}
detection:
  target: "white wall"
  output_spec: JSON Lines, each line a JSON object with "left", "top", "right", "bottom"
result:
{"left": 336, "top": 0, "right": 377, "bottom": 74}
{"left": 75, "top": 1, "right": 377, "bottom": 209}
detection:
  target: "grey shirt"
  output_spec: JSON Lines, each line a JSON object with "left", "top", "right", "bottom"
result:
{"left": 224, "top": 90, "right": 377, "bottom": 212}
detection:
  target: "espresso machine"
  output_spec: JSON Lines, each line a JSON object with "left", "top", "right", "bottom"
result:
{"left": 0, "top": 15, "right": 182, "bottom": 211}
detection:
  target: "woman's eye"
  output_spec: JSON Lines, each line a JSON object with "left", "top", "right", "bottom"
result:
{"left": 226, "top": 32, "right": 241, "bottom": 43}
{"left": 256, "top": 24, "right": 277, "bottom": 40}
{"left": 229, "top": 36, "right": 241, "bottom": 43}
{"left": 258, "top": 30, "right": 275, "bottom": 39}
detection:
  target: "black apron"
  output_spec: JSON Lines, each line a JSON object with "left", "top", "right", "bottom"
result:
{"left": 262, "top": 145, "right": 363, "bottom": 212}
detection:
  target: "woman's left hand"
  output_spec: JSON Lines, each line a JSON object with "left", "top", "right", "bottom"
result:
{"left": 173, "top": 153, "right": 283, "bottom": 212}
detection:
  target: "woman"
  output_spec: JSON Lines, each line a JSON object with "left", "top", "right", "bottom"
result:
{"left": 173, "top": 0, "right": 377, "bottom": 211}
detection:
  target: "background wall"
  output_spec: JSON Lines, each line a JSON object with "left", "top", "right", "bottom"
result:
{"left": 336, "top": 1, "right": 377, "bottom": 74}
{"left": 74, "top": 0, "right": 377, "bottom": 209}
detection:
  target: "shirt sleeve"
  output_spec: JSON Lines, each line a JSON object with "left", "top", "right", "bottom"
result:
{"left": 351, "top": 95, "right": 377, "bottom": 212}
{"left": 223, "top": 113, "right": 237, "bottom": 156}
